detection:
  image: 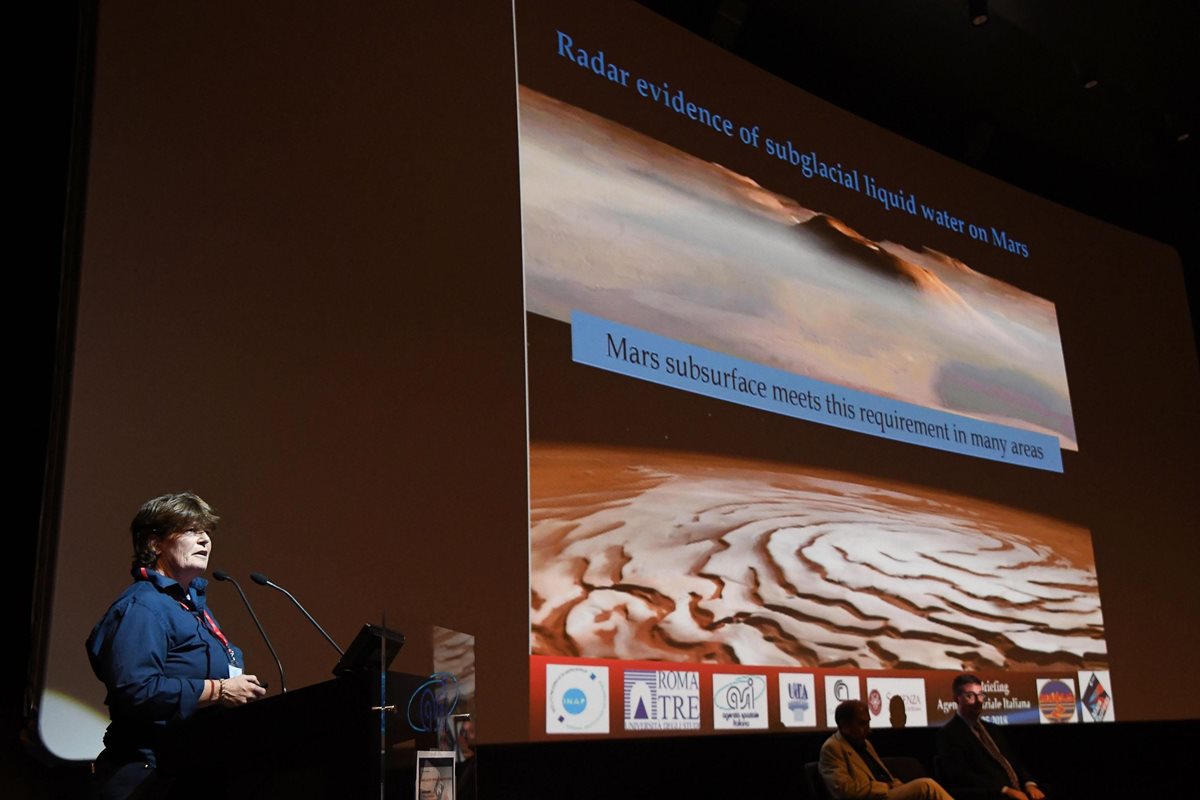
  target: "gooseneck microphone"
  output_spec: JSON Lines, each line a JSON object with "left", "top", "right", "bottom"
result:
{"left": 250, "top": 572, "right": 345, "bottom": 656}
{"left": 212, "top": 569, "right": 287, "bottom": 692}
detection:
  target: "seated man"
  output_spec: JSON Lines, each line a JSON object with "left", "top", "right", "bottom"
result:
{"left": 936, "top": 674, "right": 1045, "bottom": 800}
{"left": 820, "top": 700, "right": 954, "bottom": 800}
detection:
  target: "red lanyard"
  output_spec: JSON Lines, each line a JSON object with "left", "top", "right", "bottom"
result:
{"left": 201, "top": 609, "right": 237, "bottom": 664}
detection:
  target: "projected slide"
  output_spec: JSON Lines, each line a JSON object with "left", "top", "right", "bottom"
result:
{"left": 520, "top": 88, "right": 1077, "bottom": 458}
{"left": 516, "top": 0, "right": 1109, "bottom": 739}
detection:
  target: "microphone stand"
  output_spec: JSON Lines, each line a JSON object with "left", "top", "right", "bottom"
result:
{"left": 212, "top": 569, "right": 287, "bottom": 692}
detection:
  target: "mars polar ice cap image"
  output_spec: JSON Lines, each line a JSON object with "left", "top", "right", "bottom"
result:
{"left": 530, "top": 445, "right": 1105, "bottom": 671}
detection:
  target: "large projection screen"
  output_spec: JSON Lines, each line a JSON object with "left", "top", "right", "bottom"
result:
{"left": 36, "top": 0, "right": 1200, "bottom": 758}
{"left": 515, "top": 0, "right": 1198, "bottom": 739}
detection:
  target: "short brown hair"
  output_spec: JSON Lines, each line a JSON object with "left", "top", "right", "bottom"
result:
{"left": 130, "top": 492, "right": 220, "bottom": 569}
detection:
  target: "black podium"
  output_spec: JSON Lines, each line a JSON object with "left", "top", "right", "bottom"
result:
{"left": 159, "top": 671, "right": 436, "bottom": 799}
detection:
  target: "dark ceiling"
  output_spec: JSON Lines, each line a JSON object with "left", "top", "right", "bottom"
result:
{"left": 635, "top": 0, "right": 1199, "bottom": 347}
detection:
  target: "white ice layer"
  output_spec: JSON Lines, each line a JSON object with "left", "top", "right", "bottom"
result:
{"left": 531, "top": 458, "right": 1105, "bottom": 669}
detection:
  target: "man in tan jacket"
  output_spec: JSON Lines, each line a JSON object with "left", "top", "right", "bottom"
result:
{"left": 820, "top": 700, "right": 954, "bottom": 800}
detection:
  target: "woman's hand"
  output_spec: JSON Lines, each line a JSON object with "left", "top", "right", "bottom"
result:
{"left": 219, "top": 674, "right": 267, "bottom": 706}
{"left": 203, "top": 674, "right": 268, "bottom": 707}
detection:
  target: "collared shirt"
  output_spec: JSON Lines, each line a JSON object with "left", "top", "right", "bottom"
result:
{"left": 86, "top": 568, "right": 243, "bottom": 764}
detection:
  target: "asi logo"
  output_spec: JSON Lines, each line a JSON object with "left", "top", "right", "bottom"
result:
{"left": 778, "top": 673, "right": 817, "bottom": 728}
{"left": 546, "top": 664, "right": 610, "bottom": 734}
{"left": 624, "top": 669, "right": 701, "bottom": 731}
{"left": 1078, "top": 670, "right": 1115, "bottom": 723}
{"left": 823, "top": 675, "right": 861, "bottom": 727}
{"left": 1036, "top": 678, "right": 1078, "bottom": 724}
{"left": 713, "top": 674, "right": 768, "bottom": 730}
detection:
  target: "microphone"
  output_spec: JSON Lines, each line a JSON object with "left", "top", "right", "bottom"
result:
{"left": 212, "top": 569, "right": 287, "bottom": 693}
{"left": 250, "top": 572, "right": 345, "bottom": 656}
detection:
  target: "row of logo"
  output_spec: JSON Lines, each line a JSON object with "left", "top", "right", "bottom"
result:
{"left": 545, "top": 665, "right": 1115, "bottom": 735}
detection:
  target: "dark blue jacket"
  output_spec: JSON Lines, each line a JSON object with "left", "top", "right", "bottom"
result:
{"left": 86, "top": 569, "right": 243, "bottom": 763}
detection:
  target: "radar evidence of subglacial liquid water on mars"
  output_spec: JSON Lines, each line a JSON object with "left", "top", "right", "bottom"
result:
{"left": 518, "top": 87, "right": 1078, "bottom": 450}
{"left": 530, "top": 445, "right": 1106, "bottom": 671}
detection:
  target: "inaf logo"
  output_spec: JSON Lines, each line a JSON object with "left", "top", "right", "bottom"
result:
{"left": 546, "top": 664, "right": 610, "bottom": 734}
{"left": 561, "top": 687, "right": 587, "bottom": 715}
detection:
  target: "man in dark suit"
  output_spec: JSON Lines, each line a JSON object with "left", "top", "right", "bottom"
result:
{"left": 936, "top": 674, "right": 1045, "bottom": 800}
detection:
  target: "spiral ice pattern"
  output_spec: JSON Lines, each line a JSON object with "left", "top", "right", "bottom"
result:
{"left": 531, "top": 445, "right": 1105, "bottom": 671}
